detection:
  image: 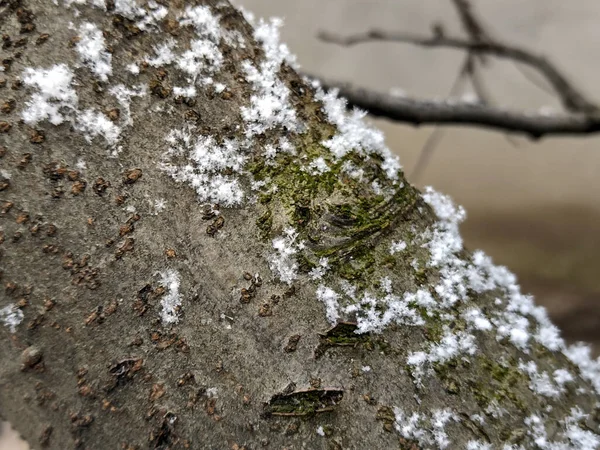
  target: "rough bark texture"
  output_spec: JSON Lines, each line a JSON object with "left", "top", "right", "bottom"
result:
{"left": 0, "top": 1, "right": 599, "bottom": 450}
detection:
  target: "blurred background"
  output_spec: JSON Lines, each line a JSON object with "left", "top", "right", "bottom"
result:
{"left": 3, "top": 0, "right": 600, "bottom": 448}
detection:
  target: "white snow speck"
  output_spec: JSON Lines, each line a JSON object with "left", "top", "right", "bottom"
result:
{"left": 157, "top": 269, "right": 182, "bottom": 324}
{"left": 0, "top": 304, "right": 24, "bottom": 333}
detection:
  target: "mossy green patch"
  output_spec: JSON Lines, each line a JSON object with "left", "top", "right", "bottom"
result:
{"left": 247, "top": 115, "right": 420, "bottom": 293}
{"left": 469, "top": 356, "right": 528, "bottom": 411}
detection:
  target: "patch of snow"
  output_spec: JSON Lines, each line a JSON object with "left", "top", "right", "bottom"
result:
{"left": 269, "top": 228, "right": 304, "bottom": 284}
{"left": 0, "top": 305, "right": 24, "bottom": 333}
{"left": 316, "top": 285, "right": 341, "bottom": 324}
{"left": 315, "top": 87, "right": 401, "bottom": 180}
{"left": 394, "top": 408, "right": 457, "bottom": 449}
{"left": 21, "top": 64, "right": 78, "bottom": 126}
{"left": 390, "top": 240, "right": 407, "bottom": 255}
{"left": 157, "top": 269, "right": 182, "bottom": 324}
{"left": 162, "top": 129, "right": 247, "bottom": 206}
{"left": 76, "top": 22, "right": 112, "bottom": 81}
{"left": 21, "top": 64, "right": 122, "bottom": 145}
{"left": 241, "top": 18, "right": 300, "bottom": 137}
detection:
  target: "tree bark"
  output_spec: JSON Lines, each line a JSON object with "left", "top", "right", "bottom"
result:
{"left": 0, "top": 1, "right": 599, "bottom": 449}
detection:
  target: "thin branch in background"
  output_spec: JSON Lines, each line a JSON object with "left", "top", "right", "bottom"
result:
{"left": 411, "top": 55, "right": 471, "bottom": 179}
{"left": 318, "top": 30, "right": 598, "bottom": 115}
{"left": 513, "top": 62, "right": 555, "bottom": 96}
{"left": 311, "top": 77, "right": 600, "bottom": 138}
{"left": 465, "top": 54, "right": 523, "bottom": 149}
{"left": 316, "top": 0, "right": 600, "bottom": 148}
{"left": 452, "top": 0, "right": 490, "bottom": 43}
{"left": 411, "top": 128, "right": 449, "bottom": 181}
{"left": 411, "top": 0, "right": 520, "bottom": 180}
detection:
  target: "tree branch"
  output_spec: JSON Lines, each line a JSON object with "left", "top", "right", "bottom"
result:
{"left": 313, "top": 77, "right": 600, "bottom": 139}
{"left": 318, "top": 30, "right": 598, "bottom": 115}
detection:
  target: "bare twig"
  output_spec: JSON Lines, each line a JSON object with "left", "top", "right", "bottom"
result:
{"left": 513, "top": 62, "right": 555, "bottom": 96}
{"left": 318, "top": 30, "right": 598, "bottom": 115}
{"left": 452, "top": 0, "right": 490, "bottom": 43}
{"left": 411, "top": 55, "right": 471, "bottom": 179}
{"left": 312, "top": 77, "right": 600, "bottom": 138}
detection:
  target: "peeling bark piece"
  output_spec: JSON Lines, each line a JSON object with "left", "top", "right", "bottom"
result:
{"left": 264, "top": 388, "right": 344, "bottom": 417}
{"left": 314, "top": 321, "right": 370, "bottom": 358}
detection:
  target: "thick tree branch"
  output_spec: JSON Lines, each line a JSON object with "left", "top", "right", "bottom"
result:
{"left": 314, "top": 77, "right": 600, "bottom": 138}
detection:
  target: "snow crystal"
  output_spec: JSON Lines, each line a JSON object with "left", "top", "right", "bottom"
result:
{"left": 422, "top": 187, "right": 465, "bottom": 267}
{"left": 407, "top": 327, "right": 476, "bottom": 385}
{"left": 316, "top": 285, "right": 341, "bottom": 324}
{"left": 0, "top": 305, "right": 24, "bottom": 333}
{"left": 146, "top": 40, "right": 177, "bottom": 67}
{"left": 75, "top": 109, "right": 121, "bottom": 145}
{"left": 136, "top": 0, "right": 168, "bottom": 30}
{"left": 109, "top": 84, "right": 146, "bottom": 126}
{"left": 126, "top": 63, "right": 140, "bottom": 74}
{"left": 524, "top": 409, "right": 600, "bottom": 450}
{"left": 554, "top": 368, "right": 575, "bottom": 387}
{"left": 519, "top": 361, "right": 565, "bottom": 398}
{"left": 173, "top": 86, "right": 198, "bottom": 98}
{"left": 113, "top": 0, "right": 145, "bottom": 19}
{"left": 394, "top": 408, "right": 457, "bottom": 450}
{"left": 390, "top": 240, "right": 407, "bottom": 255}
{"left": 144, "top": 6, "right": 226, "bottom": 81}
{"left": 157, "top": 269, "right": 182, "bottom": 324}
{"left": 340, "top": 160, "right": 365, "bottom": 180}
{"left": 21, "top": 64, "right": 122, "bottom": 145}
{"left": 342, "top": 288, "right": 427, "bottom": 334}
{"left": 466, "top": 441, "right": 492, "bottom": 450}
{"left": 563, "top": 343, "right": 600, "bottom": 394}
{"left": 177, "top": 38, "right": 223, "bottom": 77}
{"left": 315, "top": 87, "right": 401, "bottom": 180}
{"left": 21, "top": 64, "right": 77, "bottom": 125}
{"left": 62, "top": 0, "right": 166, "bottom": 31}
{"left": 269, "top": 228, "right": 304, "bottom": 284}
{"left": 153, "top": 198, "right": 167, "bottom": 214}
{"left": 308, "top": 257, "right": 329, "bottom": 280}
{"left": 162, "top": 129, "right": 246, "bottom": 206}
{"left": 61, "top": 0, "right": 106, "bottom": 10}
{"left": 206, "top": 387, "right": 218, "bottom": 398}
{"left": 462, "top": 308, "right": 492, "bottom": 331}
{"left": 307, "top": 157, "right": 330, "bottom": 175}
{"left": 241, "top": 18, "right": 300, "bottom": 137}
{"left": 76, "top": 22, "right": 112, "bottom": 81}
{"left": 180, "top": 5, "right": 222, "bottom": 40}
{"left": 75, "top": 158, "right": 87, "bottom": 170}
